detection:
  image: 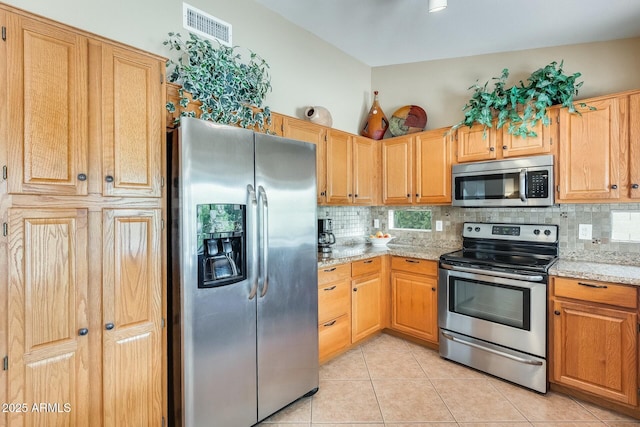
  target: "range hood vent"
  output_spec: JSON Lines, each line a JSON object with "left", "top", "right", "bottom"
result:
{"left": 183, "top": 2, "right": 232, "bottom": 46}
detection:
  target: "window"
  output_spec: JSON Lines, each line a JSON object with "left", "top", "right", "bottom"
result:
{"left": 611, "top": 211, "right": 640, "bottom": 242}
{"left": 389, "top": 209, "right": 432, "bottom": 231}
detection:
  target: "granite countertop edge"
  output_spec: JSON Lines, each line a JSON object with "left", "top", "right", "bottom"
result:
{"left": 318, "top": 244, "right": 640, "bottom": 287}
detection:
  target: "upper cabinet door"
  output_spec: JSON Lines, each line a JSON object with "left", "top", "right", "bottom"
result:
{"left": 558, "top": 96, "right": 627, "bottom": 201}
{"left": 352, "top": 136, "right": 377, "bottom": 205}
{"left": 7, "top": 14, "right": 89, "bottom": 195}
{"left": 102, "top": 43, "right": 163, "bottom": 197}
{"left": 381, "top": 136, "right": 413, "bottom": 205}
{"left": 456, "top": 123, "right": 498, "bottom": 163}
{"left": 629, "top": 93, "right": 640, "bottom": 199}
{"left": 415, "top": 129, "right": 453, "bottom": 204}
{"left": 501, "top": 111, "right": 556, "bottom": 158}
{"left": 325, "top": 129, "right": 352, "bottom": 205}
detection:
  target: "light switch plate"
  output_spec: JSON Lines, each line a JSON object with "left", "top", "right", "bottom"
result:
{"left": 373, "top": 219, "right": 380, "bottom": 229}
{"left": 436, "top": 220, "right": 443, "bottom": 231}
{"left": 578, "top": 224, "right": 592, "bottom": 240}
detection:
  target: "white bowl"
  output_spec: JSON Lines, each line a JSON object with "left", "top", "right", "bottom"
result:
{"left": 366, "top": 236, "right": 394, "bottom": 246}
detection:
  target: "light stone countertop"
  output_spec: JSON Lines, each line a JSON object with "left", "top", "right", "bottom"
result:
{"left": 549, "top": 259, "right": 640, "bottom": 287}
{"left": 318, "top": 244, "right": 640, "bottom": 287}
{"left": 317, "top": 243, "right": 458, "bottom": 268}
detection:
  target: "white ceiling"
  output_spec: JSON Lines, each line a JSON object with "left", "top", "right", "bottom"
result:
{"left": 255, "top": 0, "right": 640, "bottom": 67}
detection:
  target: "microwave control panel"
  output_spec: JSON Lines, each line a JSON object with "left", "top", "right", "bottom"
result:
{"left": 527, "top": 171, "right": 549, "bottom": 198}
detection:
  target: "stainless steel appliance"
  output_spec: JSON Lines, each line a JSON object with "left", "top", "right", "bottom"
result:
{"left": 318, "top": 218, "right": 336, "bottom": 254}
{"left": 438, "top": 222, "right": 559, "bottom": 393}
{"left": 168, "top": 118, "right": 319, "bottom": 426}
{"left": 452, "top": 155, "right": 554, "bottom": 207}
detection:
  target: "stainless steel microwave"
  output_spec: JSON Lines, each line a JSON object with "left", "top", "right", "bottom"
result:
{"left": 452, "top": 155, "right": 554, "bottom": 207}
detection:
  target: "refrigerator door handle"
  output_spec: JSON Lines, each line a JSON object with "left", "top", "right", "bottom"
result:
{"left": 258, "top": 186, "right": 269, "bottom": 297}
{"left": 247, "top": 184, "right": 259, "bottom": 300}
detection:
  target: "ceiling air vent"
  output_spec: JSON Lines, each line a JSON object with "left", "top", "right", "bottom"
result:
{"left": 183, "top": 2, "right": 232, "bottom": 46}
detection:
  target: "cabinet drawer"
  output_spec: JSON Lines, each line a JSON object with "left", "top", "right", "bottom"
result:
{"left": 318, "top": 263, "right": 351, "bottom": 285}
{"left": 351, "top": 256, "right": 381, "bottom": 277}
{"left": 391, "top": 257, "right": 437, "bottom": 276}
{"left": 553, "top": 277, "right": 637, "bottom": 309}
{"left": 318, "top": 314, "right": 350, "bottom": 361}
{"left": 318, "top": 280, "right": 350, "bottom": 324}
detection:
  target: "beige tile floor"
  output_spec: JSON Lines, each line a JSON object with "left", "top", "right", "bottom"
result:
{"left": 259, "top": 333, "right": 640, "bottom": 427}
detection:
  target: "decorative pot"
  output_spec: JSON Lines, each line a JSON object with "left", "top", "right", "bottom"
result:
{"left": 304, "top": 106, "right": 333, "bottom": 127}
{"left": 360, "top": 91, "right": 389, "bottom": 140}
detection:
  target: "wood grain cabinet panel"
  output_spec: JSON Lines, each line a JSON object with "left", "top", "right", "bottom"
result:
{"left": 102, "top": 209, "right": 163, "bottom": 427}
{"left": 7, "top": 208, "right": 90, "bottom": 426}
{"left": 351, "top": 136, "right": 377, "bottom": 205}
{"left": 629, "top": 93, "right": 640, "bottom": 199}
{"left": 415, "top": 130, "right": 453, "bottom": 204}
{"left": 456, "top": 123, "right": 498, "bottom": 162}
{"left": 325, "top": 129, "right": 352, "bottom": 204}
{"left": 381, "top": 136, "right": 413, "bottom": 204}
{"left": 351, "top": 273, "right": 382, "bottom": 343}
{"left": 391, "top": 271, "right": 438, "bottom": 343}
{"left": 6, "top": 14, "right": 89, "bottom": 196}
{"left": 101, "top": 44, "right": 163, "bottom": 198}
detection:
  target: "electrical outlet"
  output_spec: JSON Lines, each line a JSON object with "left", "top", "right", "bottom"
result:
{"left": 435, "top": 220, "right": 443, "bottom": 231}
{"left": 578, "top": 224, "right": 592, "bottom": 240}
{"left": 373, "top": 219, "right": 380, "bottom": 229}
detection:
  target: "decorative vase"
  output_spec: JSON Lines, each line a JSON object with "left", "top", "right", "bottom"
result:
{"left": 304, "top": 106, "right": 333, "bottom": 127}
{"left": 360, "top": 91, "right": 389, "bottom": 140}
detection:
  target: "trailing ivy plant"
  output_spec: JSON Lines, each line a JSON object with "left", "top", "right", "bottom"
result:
{"left": 164, "top": 32, "right": 272, "bottom": 130}
{"left": 454, "top": 61, "right": 592, "bottom": 138}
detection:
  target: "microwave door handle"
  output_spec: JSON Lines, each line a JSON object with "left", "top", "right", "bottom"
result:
{"left": 519, "top": 169, "right": 527, "bottom": 202}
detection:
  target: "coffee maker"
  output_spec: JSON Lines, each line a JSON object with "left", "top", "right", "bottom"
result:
{"left": 318, "top": 218, "right": 336, "bottom": 254}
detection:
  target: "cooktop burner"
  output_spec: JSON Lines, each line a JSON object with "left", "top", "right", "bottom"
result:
{"left": 440, "top": 222, "right": 560, "bottom": 274}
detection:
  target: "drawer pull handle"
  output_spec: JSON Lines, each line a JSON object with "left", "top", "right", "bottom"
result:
{"left": 578, "top": 282, "right": 608, "bottom": 289}
{"left": 323, "top": 285, "right": 337, "bottom": 291}
{"left": 363, "top": 260, "right": 373, "bottom": 264}
{"left": 323, "top": 320, "right": 336, "bottom": 327}
{"left": 554, "top": 310, "right": 561, "bottom": 315}
{"left": 405, "top": 259, "right": 419, "bottom": 264}
{"left": 323, "top": 267, "right": 337, "bottom": 273}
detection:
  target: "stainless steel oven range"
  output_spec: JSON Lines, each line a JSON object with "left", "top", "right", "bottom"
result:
{"left": 438, "top": 222, "right": 559, "bottom": 393}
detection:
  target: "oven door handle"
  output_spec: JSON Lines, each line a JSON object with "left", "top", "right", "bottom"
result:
{"left": 440, "top": 262, "right": 544, "bottom": 282}
{"left": 441, "top": 332, "right": 543, "bottom": 366}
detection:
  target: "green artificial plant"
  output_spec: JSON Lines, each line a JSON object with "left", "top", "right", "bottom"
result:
{"left": 164, "top": 32, "right": 272, "bottom": 130}
{"left": 454, "top": 61, "right": 592, "bottom": 138}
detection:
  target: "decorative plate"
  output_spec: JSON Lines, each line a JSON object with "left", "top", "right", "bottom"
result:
{"left": 388, "top": 105, "right": 428, "bottom": 137}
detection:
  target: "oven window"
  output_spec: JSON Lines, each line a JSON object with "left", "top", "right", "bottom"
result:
{"left": 455, "top": 173, "right": 521, "bottom": 200}
{"left": 449, "top": 277, "right": 531, "bottom": 330}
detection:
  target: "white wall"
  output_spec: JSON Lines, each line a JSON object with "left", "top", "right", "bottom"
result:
{"left": 3, "top": 0, "right": 371, "bottom": 133}
{"left": 372, "top": 37, "right": 640, "bottom": 131}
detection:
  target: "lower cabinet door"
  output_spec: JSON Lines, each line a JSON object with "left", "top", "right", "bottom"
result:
{"left": 351, "top": 274, "right": 382, "bottom": 342}
{"left": 391, "top": 271, "right": 438, "bottom": 343}
{"left": 552, "top": 299, "right": 638, "bottom": 405}
{"left": 318, "top": 315, "right": 351, "bottom": 362}
{"left": 102, "top": 209, "right": 163, "bottom": 426}
{"left": 7, "top": 208, "right": 90, "bottom": 426}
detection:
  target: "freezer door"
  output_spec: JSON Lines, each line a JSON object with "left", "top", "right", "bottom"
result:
{"left": 178, "top": 118, "right": 259, "bottom": 426}
{"left": 255, "top": 133, "right": 319, "bottom": 421}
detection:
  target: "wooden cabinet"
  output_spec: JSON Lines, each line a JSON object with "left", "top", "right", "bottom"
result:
{"left": 351, "top": 257, "right": 383, "bottom": 343}
{"left": 1, "top": 5, "right": 166, "bottom": 426}
{"left": 6, "top": 13, "right": 89, "bottom": 196}
{"left": 100, "top": 43, "right": 163, "bottom": 198}
{"left": 390, "top": 257, "right": 439, "bottom": 343}
{"left": 281, "top": 116, "right": 327, "bottom": 204}
{"left": 382, "top": 128, "right": 453, "bottom": 205}
{"left": 325, "top": 131, "right": 377, "bottom": 205}
{"left": 317, "top": 264, "right": 351, "bottom": 362}
{"left": 550, "top": 276, "right": 638, "bottom": 407}
{"left": 556, "top": 90, "right": 640, "bottom": 203}
{"left": 455, "top": 112, "right": 556, "bottom": 163}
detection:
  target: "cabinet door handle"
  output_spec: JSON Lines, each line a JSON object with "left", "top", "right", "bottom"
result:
{"left": 105, "top": 175, "right": 114, "bottom": 183}
{"left": 78, "top": 328, "right": 89, "bottom": 336}
{"left": 406, "top": 194, "right": 411, "bottom": 198}
{"left": 431, "top": 287, "right": 436, "bottom": 291}
{"left": 323, "top": 320, "right": 336, "bottom": 327}
{"left": 611, "top": 184, "right": 618, "bottom": 190}
{"left": 489, "top": 147, "right": 495, "bottom": 152}
{"left": 323, "top": 267, "right": 336, "bottom": 273}
{"left": 554, "top": 310, "right": 561, "bottom": 315}
{"left": 632, "top": 183, "right": 639, "bottom": 189}
{"left": 353, "top": 288, "right": 358, "bottom": 292}
{"left": 578, "top": 282, "right": 608, "bottom": 289}
{"left": 77, "top": 173, "right": 87, "bottom": 181}
{"left": 348, "top": 193, "right": 352, "bottom": 197}
{"left": 502, "top": 145, "right": 508, "bottom": 150}
{"left": 354, "top": 194, "right": 358, "bottom": 198}
{"left": 405, "top": 259, "right": 419, "bottom": 264}
{"left": 105, "top": 323, "right": 115, "bottom": 330}
{"left": 323, "top": 285, "right": 337, "bottom": 291}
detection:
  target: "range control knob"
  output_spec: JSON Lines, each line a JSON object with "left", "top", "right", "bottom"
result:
{"left": 467, "top": 226, "right": 473, "bottom": 232}
{"left": 544, "top": 229, "right": 552, "bottom": 236}
{"left": 474, "top": 227, "right": 481, "bottom": 232}
{"left": 533, "top": 229, "right": 540, "bottom": 235}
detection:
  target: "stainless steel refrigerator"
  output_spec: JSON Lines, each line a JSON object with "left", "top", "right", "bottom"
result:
{"left": 168, "top": 117, "right": 319, "bottom": 426}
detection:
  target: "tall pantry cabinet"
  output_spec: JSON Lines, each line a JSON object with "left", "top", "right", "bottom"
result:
{"left": 0, "top": 5, "right": 166, "bottom": 426}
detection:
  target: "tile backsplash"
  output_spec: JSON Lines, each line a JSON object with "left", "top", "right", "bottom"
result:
{"left": 318, "top": 204, "right": 640, "bottom": 264}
